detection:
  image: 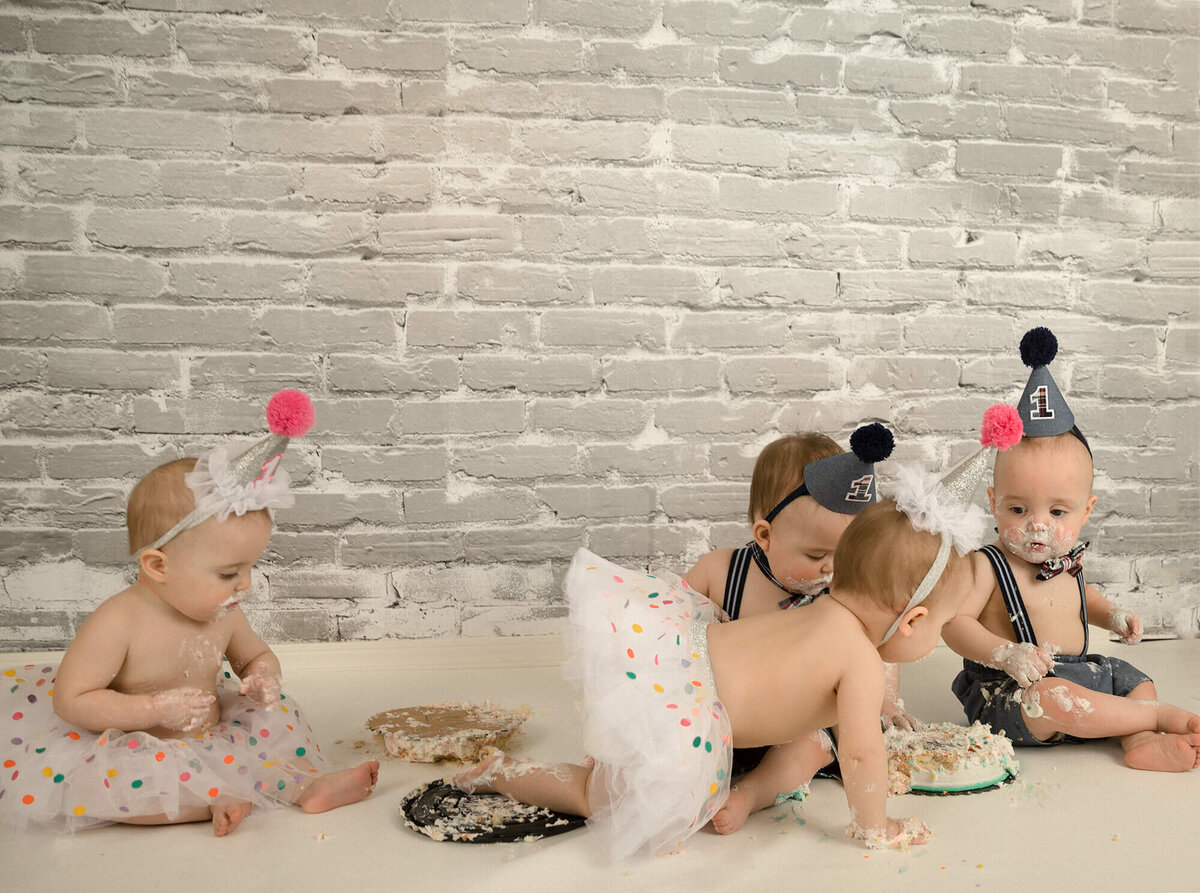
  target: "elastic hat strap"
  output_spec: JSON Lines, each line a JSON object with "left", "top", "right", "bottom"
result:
{"left": 764, "top": 483, "right": 809, "bottom": 523}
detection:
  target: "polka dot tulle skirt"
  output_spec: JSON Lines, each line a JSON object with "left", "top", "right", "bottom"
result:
{"left": 563, "top": 549, "right": 734, "bottom": 859}
{"left": 0, "top": 665, "right": 326, "bottom": 831}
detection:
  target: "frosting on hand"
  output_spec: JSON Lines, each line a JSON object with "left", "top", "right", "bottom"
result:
{"left": 1108, "top": 609, "right": 1143, "bottom": 645}
{"left": 152, "top": 688, "right": 216, "bottom": 732}
{"left": 991, "top": 641, "right": 1056, "bottom": 687}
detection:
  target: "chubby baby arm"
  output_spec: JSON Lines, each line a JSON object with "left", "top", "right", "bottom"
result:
{"left": 942, "top": 553, "right": 1054, "bottom": 687}
{"left": 53, "top": 601, "right": 215, "bottom": 733}
{"left": 224, "top": 609, "right": 283, "bottom": 707}
{"left": 836, "top": 656, "right": 929, "bottom": 849}
{"left": 881, "top": 662, "right": 923, "bottom": 732}
{"left": 943, "top": 616, "right": 1055, "bottom": 687}
{"left": 684, "top": 548, "right": 727, "bottom": 604}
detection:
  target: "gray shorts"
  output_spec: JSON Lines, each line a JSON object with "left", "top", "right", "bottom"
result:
{"left": 952, "top": 652, "right": 1152, "bottom": 746}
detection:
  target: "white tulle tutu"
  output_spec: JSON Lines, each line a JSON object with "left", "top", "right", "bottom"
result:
{"left": 0, "top": 663, "right": 326, "bottom": 832}
{"left": 563, "top": 549, "right": 733, "bottom": 858}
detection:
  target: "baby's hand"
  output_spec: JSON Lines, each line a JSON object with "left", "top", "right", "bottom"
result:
{"left": 992, "top": 641, "right": 1055, "bottom": 687}
{"left": 1108, "top": 609, "right": 1143, "bottom": 645}
{"left": 238, "top": 668, "right": 282, "bottom": 708}
{"left": 152, "top": 688, "right": 216, "bottom": 732}
{"left": 882, "top": 711, "right": 925, "bottom": 733}
{"left": 846, "top": 816, "right": 932, "bottom": 850}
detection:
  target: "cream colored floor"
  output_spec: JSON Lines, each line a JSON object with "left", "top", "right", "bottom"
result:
{"left": 3, "top": 634, "right": 1198, "bottom": 893}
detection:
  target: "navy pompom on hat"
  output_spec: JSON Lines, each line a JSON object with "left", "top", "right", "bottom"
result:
{"left": 1016, "top": 326, "right": 1076, "bottom": 438}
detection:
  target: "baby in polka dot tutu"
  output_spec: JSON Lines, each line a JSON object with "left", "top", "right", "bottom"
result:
{"left": 0, "top": 392, "right": 378, "bottom": 836}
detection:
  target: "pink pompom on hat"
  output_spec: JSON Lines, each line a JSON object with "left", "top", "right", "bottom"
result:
{"left": 135, "top": 390, "right": 315, "bottom": 555}
{"left": 878, "top": 404, "right": 1022, "bottom": 645}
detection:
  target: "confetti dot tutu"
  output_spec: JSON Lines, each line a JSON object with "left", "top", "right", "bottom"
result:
{"left": 563, "top": 549, "right": 734, "bottom": 859}
{"left": 0, "top": 665, "right": 326, "bottom": 832}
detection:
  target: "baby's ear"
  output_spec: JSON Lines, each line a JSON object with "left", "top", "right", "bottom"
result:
{"left": 897, "top": 605, "right": 929, "bottom": 637}
{"left": 752, "top": 519, "right": 772, "bottom": 549}
{"left": 139, "top": 549, "right": 168, "bottom": 583}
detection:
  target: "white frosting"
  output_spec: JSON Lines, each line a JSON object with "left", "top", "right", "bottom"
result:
{"left": 885, "top": 721, "right": 1019, "bottom": 794}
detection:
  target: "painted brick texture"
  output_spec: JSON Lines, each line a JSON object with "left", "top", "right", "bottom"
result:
{"left": 0, "top": 1, "right": 1197, "bottom": 648}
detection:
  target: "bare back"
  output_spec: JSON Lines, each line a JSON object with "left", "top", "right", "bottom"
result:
{"left": 706, "top": 597, "right": 884, "bottom": 748}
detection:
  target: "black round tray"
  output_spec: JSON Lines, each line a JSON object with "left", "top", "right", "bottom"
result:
{"left": 400, "top": 779, "right": 587, "bottom": 843}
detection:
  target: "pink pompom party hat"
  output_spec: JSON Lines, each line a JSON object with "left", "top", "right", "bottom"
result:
{"left": 135, "top": 389, "right": 315, "bottom": 555}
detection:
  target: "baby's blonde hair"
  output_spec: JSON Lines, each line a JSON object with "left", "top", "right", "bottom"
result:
{"left": 126, "top": 458, "right": 198, "bottom": 554}
{"left": 748, "top": 432, "right": 843, "bottom": 524}
{"left": 832, "top": 499, "right": 968, "bottom": 614}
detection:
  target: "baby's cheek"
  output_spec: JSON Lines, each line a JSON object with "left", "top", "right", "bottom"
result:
{"left": 998, "top": 525, "right": 1025, "bottom": 549}
{"left": 1048, "top": 525, "right": 1077, "bottom": 554}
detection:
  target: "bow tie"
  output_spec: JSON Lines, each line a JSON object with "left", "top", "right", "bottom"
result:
{"left": 1036, "top": 541, "right": 1090, "bottom": 581}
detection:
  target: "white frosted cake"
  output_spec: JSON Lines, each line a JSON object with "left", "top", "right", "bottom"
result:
{"left": 885, "top": 721, "right": 1019, "bottom": 795}
{"left": 367, "top": 702, "right": 530, "bottom": 762}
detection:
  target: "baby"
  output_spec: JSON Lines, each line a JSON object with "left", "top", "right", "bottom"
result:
{"left": 452, "top": 450, "right": 985, "bottom": 857}
{"left": 945, "top": 329, "right": 1200, "bottom": 771}
{"left": 0, "top": 392, "right": 379, "bottom": 835}
{"left": 684, "top": 430, "right": 853, "bottom": 619}
{"left": 684, "top": 424, "right": 922, "bottom": 833}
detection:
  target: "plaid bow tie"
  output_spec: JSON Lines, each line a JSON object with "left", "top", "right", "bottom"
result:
{"left": 1036, "top": 540, "right": 1090, "bottom": 581}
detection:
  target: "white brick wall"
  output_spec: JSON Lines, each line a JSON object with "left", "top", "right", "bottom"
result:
{"left": 1, "top": 1, "right": 1197, "bottom": 648}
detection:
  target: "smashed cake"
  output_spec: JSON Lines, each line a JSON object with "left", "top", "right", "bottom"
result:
{"left": 885, "top": 720, "right": 1019, "bottom": 795}
{"left": 366, "top": 702, "right": 531, "bottom": 762}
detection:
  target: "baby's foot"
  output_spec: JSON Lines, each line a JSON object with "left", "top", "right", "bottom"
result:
{"left": 452, "top": 748, "right": 509, "bottom": 794}
{"left": 298, "top": 761, "right": 380, "bottom": 814}
{"left": 1154, "top": 703, "right": 1200, "bottom": 736}
{"left": 710, "top": 787, "right": 752, "bottom": 835}
{"left": 212, "top": 801, "right": 253, "bottom": 837}
{"left": 1124, "top": 732, "right": 1200, "bottom": 772}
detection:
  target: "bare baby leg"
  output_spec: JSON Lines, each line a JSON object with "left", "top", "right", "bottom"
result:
{"left": 712, "top": 732, "right": 831, "bottom": 835}
{"left": 118, "top": 805, "right": 213, "bottom": 828}
{"left": 118, "top": 801, "right": 253, "bottom": 836}
{"left": 453, "top": 749, "right": 593, "bottom": 817}
{"left": 1021, "top": 678, "right": 1200, "bottom": 772}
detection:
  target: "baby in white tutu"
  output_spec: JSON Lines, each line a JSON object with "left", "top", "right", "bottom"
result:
{"left": 0, "top": 392, "right": 378, "bottom": 836}
{"left": 455, "top": 475, "right": 988, "bottom": 856}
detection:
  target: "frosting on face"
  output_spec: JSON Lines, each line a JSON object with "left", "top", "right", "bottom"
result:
{"left": 781, "top": 572, "right": 833, "bottom": 596}
{"left": 997, "top": 518, "right": 1078, "bottom": 563}
{"left": 989, "top": 437, "right": 1095, "bottom": 567}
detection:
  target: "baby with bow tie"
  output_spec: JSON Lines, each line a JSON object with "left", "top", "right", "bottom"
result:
{"left": 943, "top": 328, "right": 1199, "bottom": 772}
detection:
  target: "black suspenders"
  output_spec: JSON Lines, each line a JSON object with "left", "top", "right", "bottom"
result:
{"left": 722, "top": 545, "right": 753, "bottom": 621}
{"left": 979, "top": 544, "right": 1089, "bottom": 653}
